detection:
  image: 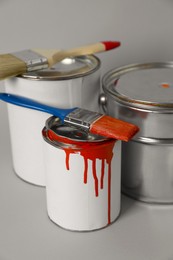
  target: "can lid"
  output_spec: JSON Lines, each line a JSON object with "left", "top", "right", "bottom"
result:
{"left": 102, "top": 62, "right": 173, "bottom": 110}
{"left": 45, "top": 116, "right": 108, "bottom": 144}
{"left": 20, "top": 55, "right": 100, "bottom": 80}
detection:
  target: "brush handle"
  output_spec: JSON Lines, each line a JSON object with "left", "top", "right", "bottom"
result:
{"left": 0, "top": 93, "right": 76, "bottom": 121}
{"left": 52, "top": 41, "right": 121, "bottom": 64}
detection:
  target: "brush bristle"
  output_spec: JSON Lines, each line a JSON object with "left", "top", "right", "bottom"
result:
{"left": 90, "top": 115, "right": 139, "bottom": 141}
{"left": 0, "top": 54, "right": 27, "bottom": 80}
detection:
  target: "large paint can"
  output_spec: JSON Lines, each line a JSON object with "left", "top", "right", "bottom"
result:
{"left": 42, "top": 116, "right": 121, "bottom": 231}
{"left": 4, "top": 56, "right": 100, "bottom": 186}
{"left": 101, "top": 62, "right": 173, "bottom": 203}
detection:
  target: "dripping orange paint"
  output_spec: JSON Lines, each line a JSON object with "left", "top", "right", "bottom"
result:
{"left": 47, "top": 129, "right": 116, "bottom": 225}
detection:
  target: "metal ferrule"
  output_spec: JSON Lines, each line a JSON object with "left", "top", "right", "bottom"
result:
{"left": 64, "top": 108, "right": 102, "bottom": 130}
{"left": 13, "top": 50, "right": 49, "bottom": 72}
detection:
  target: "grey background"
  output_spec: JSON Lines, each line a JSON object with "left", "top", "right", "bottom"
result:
{"left": 1, "top": 0, "right": 173, "bottom": 259}
{"left": 0, "top": 0, "right": 173, "bottom": 71}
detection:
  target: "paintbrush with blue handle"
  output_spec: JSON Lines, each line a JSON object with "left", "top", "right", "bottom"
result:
{"left": 0, "top": 93, "right": 139, "bottom": 141}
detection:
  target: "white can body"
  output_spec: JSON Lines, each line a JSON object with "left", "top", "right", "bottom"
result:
{"left": 43, "top": 124, "right": 121, "bottom": 231}
{"left": 4, "top": 56, "right": 100, "bottom": 186}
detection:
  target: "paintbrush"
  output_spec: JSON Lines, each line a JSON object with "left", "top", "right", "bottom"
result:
{"left": 0, "top": 41, "right": 120, "bottom": 80}
{"left": 0, "top": 93, "right": 139, "bottom": 141}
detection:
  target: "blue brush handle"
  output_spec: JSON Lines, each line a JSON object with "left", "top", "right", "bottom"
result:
{"left": 0, "top": 93, "right": 77, "bottom": 121}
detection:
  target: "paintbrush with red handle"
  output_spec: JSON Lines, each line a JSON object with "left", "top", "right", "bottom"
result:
{"left": 0, "top": 93, "right": 139, "bottom": 141}
{"left": 0, "top": 41, "right": 120, "bottom": 80}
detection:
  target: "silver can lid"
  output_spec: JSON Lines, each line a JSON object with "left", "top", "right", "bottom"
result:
{"left": 19, "top": 55, "right": 100, "bottom": 80}
{"left": 44, "top": 116, "right": 108, "bottom": 143}
{"left": 102, "top": 62, "right": 173, "bottom": 110}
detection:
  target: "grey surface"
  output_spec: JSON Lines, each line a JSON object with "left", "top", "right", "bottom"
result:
{"left": 1, "top": 102, "right": 173, "bottom": 260}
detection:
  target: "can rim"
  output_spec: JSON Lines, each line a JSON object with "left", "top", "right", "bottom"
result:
{"left": 45, "top": 116, "right": 109, "bottom": 143}
{"left": 133, "top": 136, "right": 173, "bottom": 145}
{"left": 102, "top": 61, "right": 173, "bottom": 111}
{"left": 42, "top": 127, "right": 82, "bottom": 150}
{"left": 18, "top": 55, "right": 100, "bottom": 81}
{"left": 42, "top": 127, "right": 115, "bottom": 152}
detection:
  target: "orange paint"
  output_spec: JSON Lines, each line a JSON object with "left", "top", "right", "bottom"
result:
{"left": 161, "top": 83, "right": 170, "bottom": 88}
{"left": 47, "top": 129, "right": 116, "bottom": 225}
{"left": 100, "top": 159, "right": 105, "bottom": 189}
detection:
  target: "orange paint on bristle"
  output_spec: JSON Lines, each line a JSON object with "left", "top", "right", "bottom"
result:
{"left": 90, "top": 115, "right": 139, "bottom": 141}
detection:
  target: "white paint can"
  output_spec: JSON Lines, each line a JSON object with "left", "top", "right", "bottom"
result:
{"left": 4, "top": 56, "right": 101, "bottom": 186}
{"left": 42, "top": 116, "right": 121, "bottom": 231}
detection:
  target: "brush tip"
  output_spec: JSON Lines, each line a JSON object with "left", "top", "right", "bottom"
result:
{"left": 90, "top": 115, "right": 139, "bottom": 141}
{"left": 101, "top": 41, "right": 121, "bottom": 51}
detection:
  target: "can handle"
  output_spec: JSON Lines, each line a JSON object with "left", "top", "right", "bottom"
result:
{"left": 99, "top": 93, "right": 107, "bottom": 113}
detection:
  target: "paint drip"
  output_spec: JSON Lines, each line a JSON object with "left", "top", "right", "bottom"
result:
{"left": 47, "top": 129, "right": 116, "bottom": 225}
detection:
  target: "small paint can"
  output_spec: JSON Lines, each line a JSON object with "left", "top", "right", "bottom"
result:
{"left": 101, "top": 62, "right": 173, "bottom": 204}
{"left": 4, "top": 55, "right": 100, "bottom": 186}
{"left": 42, "top": 116, "right": 121, "bottom": 231}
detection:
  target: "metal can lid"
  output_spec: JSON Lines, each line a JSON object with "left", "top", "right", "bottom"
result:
{"left": 102, "top": 62, "right": 173, "bottom": 110}
{"left": 19, "top": 55, "right": 100, "bottom": 81}
{"left": 44, "top": 116, "right": 108, "bottom": 145}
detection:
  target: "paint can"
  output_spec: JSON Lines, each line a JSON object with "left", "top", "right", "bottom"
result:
{"left": 101, "top": 62, "right": 173, "bottom": 204}
{"left": 4, "top": 55, "right": 100, "bottom": 186}
{"left": 42, "top": 116, "right": 121, "bottom": 231}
